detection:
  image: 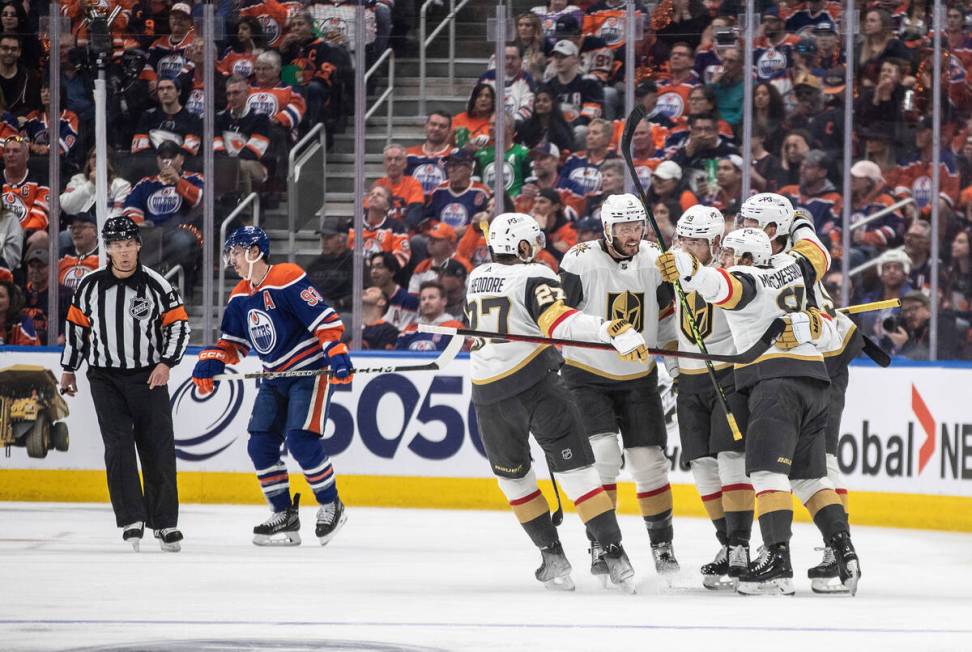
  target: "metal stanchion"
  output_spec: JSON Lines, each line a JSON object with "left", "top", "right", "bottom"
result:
{"left": 930, "top": 0, "right": 943, "bottom": 359}
{"left": 840, "top": 1, "right": 855, "bottom": 309}
{"left": 740, "top": 5, "right": 755, "bottom": 202}
{"left": 46, "top": 5, "right": 62, "bottom": 343}
{"left": 351, "top": 5, "right": 366, "bottom": 350}
{"left": 202, "top": 4, "right": 215, "bottom": 343}
{"left": 493, "top": 4, "right": 506, "bottom": 212}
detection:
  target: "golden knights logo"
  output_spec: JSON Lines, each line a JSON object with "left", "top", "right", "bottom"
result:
{"left": 607, "top": 291, "right": 644, "bottom": 332}
{"left": 681, "top": 291, "right": 714, "bottom": 340}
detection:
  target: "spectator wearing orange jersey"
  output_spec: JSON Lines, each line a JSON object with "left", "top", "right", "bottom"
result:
{"left": 348, "top": 185, "right": 411, "bottom": 271}
{"left": 218, "top": 17, "right": 267, "bottom": 80}
{"left": 247, "top": 50, "right": 306, "bottom": 138}
{"left": 652, "top": 42, "right": 701, "bottom": 122}
{"left": 407, "top": 222, "right": 472, "bottom": 294}
{"left": 0, "top": 276, "right": 38, "bottom": 346}
{"left": 59, "top": 212, "right": 101, "bottom": 291}
{"left": 453, "top": 82, "right": 496, "bottom": 150}
{"left": 2, "top": 136, "right": 49, "bottom": 234}
{"left": 376, "top": 143, "right": 426, "bottom": 228}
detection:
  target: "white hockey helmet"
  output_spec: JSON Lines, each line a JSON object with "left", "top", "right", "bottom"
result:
{"left": 488, "top": 212, "right": 546, "bottom": 262}
{"left": 600, "top": 192, "right": 647, "bottom": 241}
{"left": 721, "top": 228, "right": 773, "bottom": 267}
{"left": 739, "top": 192, "right": 794, "bottom": 235}
{"left": 675, "top": 205, "right": 725, "bottom": 244}
{"left": 877, "top": 248, "right": 912, "bottom": 275}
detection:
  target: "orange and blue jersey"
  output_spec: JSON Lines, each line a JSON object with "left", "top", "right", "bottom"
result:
{"left": 216, "top": 263, "right": 345, "bottom": 379}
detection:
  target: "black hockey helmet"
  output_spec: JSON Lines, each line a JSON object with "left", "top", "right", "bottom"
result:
{"left": 102, "top": 216, "right": 141, "bottom": 244}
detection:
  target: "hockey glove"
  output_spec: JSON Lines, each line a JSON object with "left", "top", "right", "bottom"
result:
{"left": 192, "top": 347, "right": 230, "bottom": 395}
{"left": 327, "top": 343, "right": 355, "bottom": 384}
{"left": 656, "top": 249, "right": 700, "bottom": 285}
{"left": 598, "top": 319, "right": 649, "bottom": 363}
{"left": 777, "top": 308, "right": 823, "bottom": 350}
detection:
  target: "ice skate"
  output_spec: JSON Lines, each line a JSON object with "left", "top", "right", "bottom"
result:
{"left": 153, "top": 528, "right": 183, "bottom": 552}
{"left": 808, "top": 546, "right": 849, "bottom": 594}
{"left": 535, "top": 542, "right": 575, "bottom": 591}
{"left": 737, "top": 543, "right": 795, "bottom": 596}
{"left": 589, "top": 540, "right": 609, "bottom": 588}
{"left": 650, "top": 541, "right": 680, "bottom": 577}
{"left": 829, "top": 531, "right": 861, "bottom": 596}
{"left": 253, "top": 493, "right": 301, "bottom": 546}
{"left": 727, "top": 543, "right": 750, "bottom": 587}
{"left": 315, "top": 497, "right": 348, "bottom": 546}
{"left": 121, "top": 522, "right": 143, "bottom": 552}
{"left": 700, "top": 545, "right": 731, "bottom": 590}
{"left": 602, "top": 543, "right": 636, "bottom": 594}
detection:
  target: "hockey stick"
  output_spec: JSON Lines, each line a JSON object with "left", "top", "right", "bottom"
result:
{"left": 621, "top": 106, "right": 745, "bottom": 440}
{"left": 838, "top": 298, "right": 901, "bottom": 315}
{"left": 547, "top": 466, "right": 564, "bottom": 526}
{"left": 418, "top": 321, "right": 784, "bottom": 365}
{"left": 213, "top": 333, "right": 464, "bottom": 381}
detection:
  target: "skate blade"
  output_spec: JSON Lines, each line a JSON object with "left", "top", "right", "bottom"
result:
{"left": 702, "top": 575, "right": 736, "bottom": 590}
{"left": 737, "top": 577, "right": 795, "bottom": 596}
{"left": 543, "top": 574, "right": 576, "bottom": 591}
{"left": 842, "top": 560, "right": 860, "bottom": 597}
{"left": 159, "top": 541, "right": 181, "bottom": 553}
{"left": 612, "top": 577, "right": 637, "bottom": 594}
{"left": 128, "top": 540, "right": 140, "bottom": 552}
{"left": 595, "top": 573, "right": 609, "bottom": 589}
{"left": 811, "top": 577, "right": 850, "bottom": 594}
{"left": 317, "top": 511, "right": 348, "bottom": 546}
{"left": 253, "top": 532, "right": 301, "bottom": 547}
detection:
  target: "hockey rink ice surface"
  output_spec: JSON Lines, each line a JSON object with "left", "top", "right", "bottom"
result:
{"left": 2, "top": 503, "right": 971, "bottom": 652}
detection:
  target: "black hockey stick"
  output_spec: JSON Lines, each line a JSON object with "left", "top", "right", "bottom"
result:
{"left": 418, "top": 322, "right": 784, "bottom": 365}
{"left": 547, "top": 466, "right": 564, "bottom": 526}
{"left": 621, "top": 105, "right": 745, "bottom": 440}
{"left": 213, "top": 333, "right": 464, "bottom": 381}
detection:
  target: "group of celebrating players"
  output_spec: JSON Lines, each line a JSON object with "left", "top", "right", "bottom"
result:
{"left": 192, "top": 188, "right": 866, "bottom": 597}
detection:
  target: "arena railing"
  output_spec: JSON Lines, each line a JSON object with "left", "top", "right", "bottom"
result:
{"left": 217, "top": 192, "right": 261, "bottom": 330}
{"left": 286, "top": 123, "right": 327, "bottom": 263}
{"left": 418, "top": 0, "right": 473, "bottom": 117}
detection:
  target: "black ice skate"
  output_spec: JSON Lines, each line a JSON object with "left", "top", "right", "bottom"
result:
{"left": 121, "top": 522, "right": 143, "bottom": 552}
{"left": 808, "top": 546, "right": 848, "bottom": 594}
{"left": 829, "top": 531, "right": 861, "bottom": 596}
{"left": 253, "top": 493, "right": 301, "bottom": 546}
{"left": 700, "top": 545, "right": 731, "bottom": 590}
{"left": 650, "top": 541, "right": 680, "bottom": 577}
{"left": 736, "top": 543, "right": 795, "bottom": 596}
{"left": 315, "top": 497, "right": 348, "bottom": 546}
{"left": 589, "top": 541, "right": 609, "bottom": 588}
{"left": 536, "top": 542, "right": 575, "bottom": 591}
{"left": 602, "top": 543, "right": 636, "bottom": 594}
{"left": 153, "top": 528, "right": 183, "bottom": 552}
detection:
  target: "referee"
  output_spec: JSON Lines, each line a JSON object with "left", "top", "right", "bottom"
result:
{"left": 58, "top": 216, "right": 190, "bottom": 552}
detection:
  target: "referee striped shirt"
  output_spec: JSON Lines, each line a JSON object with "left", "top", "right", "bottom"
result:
{"left": 61, "top": 263, "right": 191, "bottom": 372}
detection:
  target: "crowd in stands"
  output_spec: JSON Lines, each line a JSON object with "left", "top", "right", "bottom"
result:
{"left": 0, "top": 0, "right": 971, "bottom": 360}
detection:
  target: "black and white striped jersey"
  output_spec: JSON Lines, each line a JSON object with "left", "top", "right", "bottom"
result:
{"left": 61, "top": 263, "right": 191, "bottom": 372}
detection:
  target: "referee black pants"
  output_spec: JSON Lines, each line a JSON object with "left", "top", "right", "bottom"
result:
{"left": 87, "top": 367, "right": 179, "bottom": 529}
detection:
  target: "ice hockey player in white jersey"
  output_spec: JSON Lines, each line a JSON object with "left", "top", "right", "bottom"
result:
{"left": 664, "top": 205, "right": 754, "bottom": 589}
{"left": 656, "top": 228, "right": 862, "bottom": 596}
{"left": 558, "top": 193, "right": 682, "bottom": 582}
{"left": 466, "top": 211, "right": 649, "bottom": 592}
{"left": 738, "top": 193, "right": 866, "bottom": 592}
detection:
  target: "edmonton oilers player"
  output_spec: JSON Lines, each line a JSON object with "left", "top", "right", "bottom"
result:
{"left": 191, "top": 226, "right": 353, "bottom": 546}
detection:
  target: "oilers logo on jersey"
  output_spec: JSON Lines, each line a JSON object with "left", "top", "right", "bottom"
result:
{"left": 656, "top": 92, "right": 685, "bottom": 119}
{"left": 247, "top": 309, "right": 277, "bottom": 354}
{"left": 567, "top": 167, "right": 602, "bottom": 195}
{"left": 247, "top": 93, "right": 280, "bottom": 117}
{"left": 147, "top": 187, "right": 184, "bottom": 217}
{"left": 411, "top": 163, "right": 446, "bottom": 193}
{"left": 608, "top": 291, "right": 644, "bottom": 331}
{"left": 2, "top": 191, "right": 26, "bottom": 222}
{"left": 756, "top": 49, "right": 788, "bottom": 79}
{"left": 155, "top": 54, "right": 186, "bottom": 79}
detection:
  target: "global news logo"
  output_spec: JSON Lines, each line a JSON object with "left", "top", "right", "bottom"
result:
{"left": 836, "top": 385, "right": 972, "bottom": 480}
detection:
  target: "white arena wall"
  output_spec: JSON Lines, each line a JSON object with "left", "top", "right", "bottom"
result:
{"left": 2, "top": 346, "right": 970, "bottom": 532}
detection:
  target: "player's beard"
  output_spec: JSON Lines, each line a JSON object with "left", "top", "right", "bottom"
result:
{"left": 613, "top": 236, "right": 640, "bottom": 257}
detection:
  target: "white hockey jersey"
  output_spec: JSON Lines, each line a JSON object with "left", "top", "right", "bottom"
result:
{"left": 671, "top": 283, "right": 737, "bottom": 392}
{"left": 466, "top": 260, "right": 606, "bottom": 404}
{"left": 558, "top": 239, "right": 675, "bottom": 382}
{"left": 689, "top": 253, "right": 830, "bottom": 390}
{"left": 785, "top": 221, "right": 864, "bottom": 373}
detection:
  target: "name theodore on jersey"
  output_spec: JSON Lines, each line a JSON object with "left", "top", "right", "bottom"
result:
{"left": 470, "top": 276, "right": 507, "bottom": 294}
{"left": 759, "top": 263, "right": 802, "bottom": 290}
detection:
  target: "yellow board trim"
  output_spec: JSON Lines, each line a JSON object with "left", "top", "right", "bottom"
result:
{"left": 2, "top": 470, "right": 971, "bottom": 532}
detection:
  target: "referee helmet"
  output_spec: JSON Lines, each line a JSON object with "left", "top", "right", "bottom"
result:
{"left": 102, "top": 216, "right": 141, "bottom": 244}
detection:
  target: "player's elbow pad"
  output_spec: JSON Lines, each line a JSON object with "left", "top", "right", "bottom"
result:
{"left": 690, "top": 266, "right": 727, "bottom": 304}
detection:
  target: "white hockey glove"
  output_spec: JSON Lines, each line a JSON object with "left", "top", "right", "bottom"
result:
{"left": 656, "top": 249, "right": 700, "bottom": 287}
{"left": 598, "top": 319, "right": 649, "bottom": 363}
{"left": 778, "top": 308, "right": 823, "bottom": 350}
